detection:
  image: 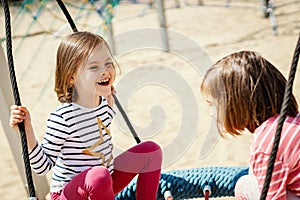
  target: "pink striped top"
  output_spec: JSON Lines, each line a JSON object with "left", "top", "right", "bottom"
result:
{"left": 250, "top": 113, "right": 300, "bottom": 200}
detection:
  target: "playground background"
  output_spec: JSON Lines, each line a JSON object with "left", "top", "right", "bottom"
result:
{"left": 0, "top": 0, "right": 300, "bottom": 199}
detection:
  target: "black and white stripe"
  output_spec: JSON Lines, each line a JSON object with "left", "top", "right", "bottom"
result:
{"left": 29, "top": 98, "right": 115, "bottom": 192}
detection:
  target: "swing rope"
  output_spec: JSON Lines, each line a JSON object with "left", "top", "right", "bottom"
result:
{"left": 113, "top": 94, "right": 141, "bottom": 144}
{"left": 1, "top": 0, "right": 36, "bottom": 198}
{"left": 56, "top": 0, "right": 78, "bottom": 32}
{"left": 55, "top": 0, "right": 141, "bottom": 144}
{"left": 259, "top": 33, "right": 300, "bottom": 200}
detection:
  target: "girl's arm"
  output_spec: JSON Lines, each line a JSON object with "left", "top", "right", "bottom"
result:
{"left": 105, "top": 86, "right": 116, "bottom": 108}
{"left": 10, "top": 105, "right": 65, "bottom": 175}
{"left": 10, "top": 105, "right": 38, "bottom": 150}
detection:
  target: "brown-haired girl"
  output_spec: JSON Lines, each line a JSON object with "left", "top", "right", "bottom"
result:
{"left": 201, "top": 51, "right": 300, "bottom": 199}
{"left": 10, "top": 31, "right": 162, "bottom": 200}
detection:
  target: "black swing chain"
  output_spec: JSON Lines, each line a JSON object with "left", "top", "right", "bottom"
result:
{"left": 1, "top": 0, "right": 36, "bottom": 198}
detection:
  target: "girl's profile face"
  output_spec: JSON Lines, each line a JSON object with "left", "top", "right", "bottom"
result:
{"left": 73, "top": 44, "right": 115, "bottom": 107}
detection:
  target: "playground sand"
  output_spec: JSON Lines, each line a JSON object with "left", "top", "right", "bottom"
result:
{"left": 0, "top": 0, "right": 300, "bottom": 199}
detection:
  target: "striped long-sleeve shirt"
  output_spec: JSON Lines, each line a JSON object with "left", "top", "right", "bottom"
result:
{"left": 250, "top": 113, "right": 300, "bottom": 200}
{"left": 28, "top": 97, "right": 115, "bottom": 192}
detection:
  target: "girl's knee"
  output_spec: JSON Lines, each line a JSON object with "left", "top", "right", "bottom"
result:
{"left": 139, "top": 141, "right": 162, "bottom": 172}
{"left": 61, "top": 167, "right": 113, "bottom": 199}
{"left": 141, "top": 141, "right": 162, "bottom": 161}
{"left": 84, "top": 166, "right": 114, "bottom": 199}
{"left": 86, "top": 166, "right": 112, "bottom": 188}
{"left": 235, "top": 175, "right": 259, "bottom": 200}
{"left": 140, "top": 141, "right": 162, "bottom": 153}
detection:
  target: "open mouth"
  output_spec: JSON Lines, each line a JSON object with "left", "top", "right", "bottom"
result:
{"left": 97, "top": 78, "right": 110, "bottom": 86}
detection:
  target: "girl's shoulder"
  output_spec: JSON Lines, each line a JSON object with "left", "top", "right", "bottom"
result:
{"left": 53, "top": 103, "right": 74, "bottom": 115}
{"left": 293, "top": 112, "right": 300, "bottom": 125}
{"left": 262, "top": 112, "right": 300, "bottom": 126}
{"left": 48, "top": 103, "right": 77, "bottom": 122}
{"left": 259, "top": 113, "right": 300, "bottom": 142}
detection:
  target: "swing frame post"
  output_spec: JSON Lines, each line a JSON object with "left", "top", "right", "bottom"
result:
{"left": 156, "top": 0, "right": 170, "bottom": 52}
{"left": 107, "top": 21, "right": 116, "bottom": 55}
{"left": 0, "top": 44, "right": 49, "bottom": 200}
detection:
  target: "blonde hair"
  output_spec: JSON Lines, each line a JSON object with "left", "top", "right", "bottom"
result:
{"left": 201, "top": 51, "right": 298, "bottom": 136}
{"left": 54, "top": 31, "right": 113, "bottom": 103}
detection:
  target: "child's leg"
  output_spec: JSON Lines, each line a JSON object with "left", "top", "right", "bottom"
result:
{"left": 51, "top": 166, "right": 114, "bottom": 200}
{"left": 112, "top": 141, "right": 162, "bottom": 200}
{"left": 235, "top": 176, "right": 300, "bottom": 200}
{"left": 234, "top": 175, "right": 260, "bottom": 200}
{"left": 112, "top": 168, "right": 161, "bottom": 199}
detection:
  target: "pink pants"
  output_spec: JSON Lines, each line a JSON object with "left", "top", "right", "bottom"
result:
{"left": 50, "top": 141, "right": 162, "bottom": 200}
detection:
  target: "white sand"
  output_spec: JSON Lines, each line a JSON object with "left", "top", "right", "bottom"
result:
{"left": 0, "top": 0, "right": 299, "bottom": 199}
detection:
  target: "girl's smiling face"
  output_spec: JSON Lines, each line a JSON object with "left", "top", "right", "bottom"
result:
{"left": 73, "top": 44, "right": 115, "bottom": 108}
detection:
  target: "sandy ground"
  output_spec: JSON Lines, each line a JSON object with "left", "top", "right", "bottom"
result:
{"left": 0, "top": 0, "right": 300, "bottom": 199}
